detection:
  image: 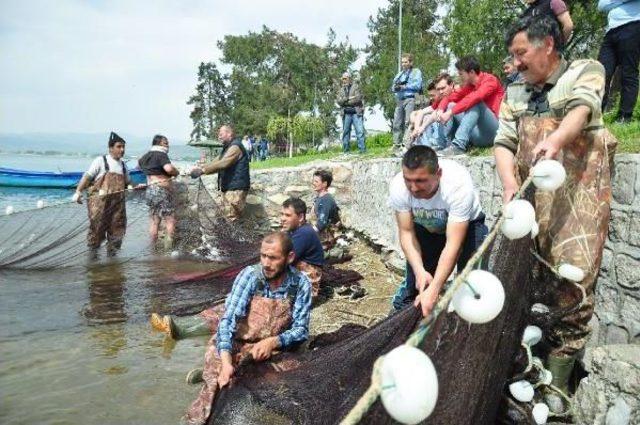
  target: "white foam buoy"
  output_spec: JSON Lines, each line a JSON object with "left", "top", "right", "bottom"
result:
{"left": 501, "top": 200, "right": 536, "bottom": 240}
{"left": 170, "top": 250, "right": 180, "bottom": 258}
{"left": 557, "top": 263, "right": 585, "bottom": 282}
{"left": 522, "top": 325, "right": 542, "bottom": 346}
{"left": 98, "top": 189, "right": 107, "bottom": 197}
{"left": 530, "top": 221, "right": 539, "bottom": 238}
{"left": 532, "top": 403, "right": 550, "bottom": 424}
{"left": 451, "top": 270, "right": 505, "bottom": 324}
{"left": 5, "top": 205, "right": 14, "bottom": 215}
{"left": 36, "top": 200, "right": 45, "bottom": 209}
{"left": 127, "top": 184, "right": 133, "bottom": 190}
{"left": 509, "top": 380, "right": 534, "bottom": 402}
{"left": 532, "top": 160, "right": 566, "bottom": 192}
{"left": 539, "top": 369, "right": 552, "bottom": 386}
{"left": 380, "top": 345, "right": 438, "bottom": 424}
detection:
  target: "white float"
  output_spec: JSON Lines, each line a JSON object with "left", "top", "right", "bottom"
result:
{"left": 451, "top": 270, "right": 505, "bottom": 324}
{"left": 557, "top": 263, "right": 585, "bottom": 282}
{"left": 509, "top": 380, "right": 534, "bottom": 402}
{"left": 501, "top": 200, "right": 537, "bottom": 240}
{"left": 522, "top": 325, "right": 542, "bottom": 346}
{"left": 531, "top": 303, "right": 550, "bottom": 314}
{"left": 530, "top": 221, "right": 539, "bottom": 238}
{"left": 170, "top": 250, "right": 180, "bottom": 258}
{"left": 532, "top": 403, "right": 550, "bottom": 424}
{"left": 532, "top": 160, "right": 566, "bottom": 191}
{"left": 127, "top": 184, "right": 133, "bottom": 190}
{"left": 5, "top": 205, "right": 14, "bottom": 215}
{"left": 380, "top": 345, "right": 438, "bottom": 424}
{"left": 98, "top": 189, "right": 107, "bottom": 197}
{"left": 36, "top": 200, "right": 45, "bottom": 209}
{"left": 539, "top": 369, "right": 552, "bottom": 386}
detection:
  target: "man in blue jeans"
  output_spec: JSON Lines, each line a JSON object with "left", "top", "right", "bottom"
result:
{"left": 388, "top": 146, "right": 488, "bottom": 315}
{"left": 435, "top": 56, "right": 505, "bottom": 156}
{"left": 336, "top": 72, "right": 366, "bottom": 153}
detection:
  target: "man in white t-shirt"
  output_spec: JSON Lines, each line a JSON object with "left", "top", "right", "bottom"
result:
{"left": 74, "top": 132, "right": 133, "bottom": 257}
{"left": 388, "top": 145, "right": 487, "bottom": 316}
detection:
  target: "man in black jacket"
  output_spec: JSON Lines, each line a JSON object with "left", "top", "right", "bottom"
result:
{"left": 190, "top": 125, "right": 250, "bottom": 220}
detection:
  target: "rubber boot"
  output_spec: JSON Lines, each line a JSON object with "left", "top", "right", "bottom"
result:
{"left": 544, "top": 354, "right": 576, "bottom": 414}
{"left": 186, "top": 368, "right": 204, "bottom": 385}
{"left": 150, "top": 313, "right": 177, "bottom": 339}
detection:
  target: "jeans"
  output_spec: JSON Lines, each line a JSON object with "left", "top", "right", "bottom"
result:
{"left": 417, "top": 122, "right": 448, "bottom": 150}
{"left": 392, "top": 97, "right": 415, "bottom": 146}
{"left": 391, "top": 214, "right": 488, "bottom": 311}
{"left": 342, "top": 113, "right": 366, "bottom": 152}
{"left": 444, "top": 102, "right": 498, "bottom": 151}
{"left": 598, "top": 20, "right": 640, "bottom": 118}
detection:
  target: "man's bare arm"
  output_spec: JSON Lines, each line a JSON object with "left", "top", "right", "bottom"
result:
{"left": 494, "top": 146, "right": 519, "bottom": 203}
{"left": 200, "top": 145, "right": 242, "bottom": 175}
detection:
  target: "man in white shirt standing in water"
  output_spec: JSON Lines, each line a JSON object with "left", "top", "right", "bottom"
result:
{"left": 388, "top": 145, "right": 487, "bottom": 316}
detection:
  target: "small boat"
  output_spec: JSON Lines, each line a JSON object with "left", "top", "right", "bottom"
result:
{"left": 0, "top": 166, "right": 146, "bottom": 188}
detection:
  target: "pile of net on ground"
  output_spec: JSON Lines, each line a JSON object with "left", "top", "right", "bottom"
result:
{"left": 0, "top": 179, "right": 258, "bottom": 269}
{"left": 205, "top": 229, "right": 538, "bottom": 424}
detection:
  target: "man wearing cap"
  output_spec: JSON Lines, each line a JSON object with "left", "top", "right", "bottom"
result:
{"left": 74, "top": 132, "right": 132, "bottom": 257}
{"left": 336, "top": 72, "right": 366, "bottom": 153}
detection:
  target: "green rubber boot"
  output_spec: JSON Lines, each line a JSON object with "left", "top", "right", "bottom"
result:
{"left": 547, "top": 354, "right": 576, "bottom": 393}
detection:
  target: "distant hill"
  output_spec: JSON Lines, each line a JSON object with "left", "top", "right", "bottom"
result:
{"left": 0, "top": 132, "right": 202, "bottom": 160}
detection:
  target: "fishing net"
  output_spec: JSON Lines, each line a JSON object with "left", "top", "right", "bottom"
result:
{"left": 0, "top": 179, "right": 259, "bottom": 270}
{"left": 203, "top": 198, "right": 539, "bottom": 425}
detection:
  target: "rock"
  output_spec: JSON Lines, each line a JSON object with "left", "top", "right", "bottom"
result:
{"left": 605, "top": 325, "right": 629, "bottom": 345}
{"left": 331, "top": 165, "right": 352, "bottom": 183}
{"left": 245, "top": 194, "right": 262, "bottom": 205}
{"left": 267, "top": 193, "right": 289, "bottom": 206}
{"left": 573, "top": 345, "right": 640, "bottom": 425}
{"left": 614, "top": 253, "right": 640, "bottom": 290}
{"left": 612, "top": 162, "right": 636, "bottom": 205}
{"left": 605, "top": 397, "right": 631, "bottom": 425}
{"left": 629, "top": 211, "right": 640, "bottom": 247}
{"left": 283, "top": 185, "right": 310, "bottom": 197}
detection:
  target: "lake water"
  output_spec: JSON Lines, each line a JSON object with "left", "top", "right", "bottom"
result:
{"left": 0, "top": 153, "right": 227, "bottom": 425}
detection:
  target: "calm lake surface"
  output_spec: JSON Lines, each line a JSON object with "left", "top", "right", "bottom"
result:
{"left": 0, "top": 153, "right": 226, "bottom": 425}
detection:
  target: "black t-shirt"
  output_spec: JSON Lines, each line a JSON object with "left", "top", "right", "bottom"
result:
{"left": 138, "top": 150, "right": 171, "bottom": 176}
{"left": 290, "top": 223, "right": 325, "bottom": 266}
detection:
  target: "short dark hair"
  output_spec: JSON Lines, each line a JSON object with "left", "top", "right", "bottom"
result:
{"left": 152, "top": 134, "right": 167, "bottom": 146}
{"left": 313, "top": 169, "right": 333, "bottom": 187}
{"left": 455, "top": 56, "right": 481, "bottom": 74}
{"left": 434, "top": 73, "right": 453, "bottom": 86}
{"left": 505, "top": 15, "right": 563, "bottom": 52}
{"left": 426, "top": 80, "right": 436, "bottom": 91}
{"left": 282, "top": 197, "right": 307, "bottom": 217}
{"left": 402, "top": 145, "right": 439, "bottom": 174}
{"left": 402, "top": 53, "right": 414, "bottom": 62}
{"left": 108, "top": 132, "right": 126, "bottom": 148}
{"left": 263, "top": 231, "right": 293, "bottom": 256}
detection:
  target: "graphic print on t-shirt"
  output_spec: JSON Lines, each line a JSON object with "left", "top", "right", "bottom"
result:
{"left": 413, "top": 208, "right": 448, "bottom": 234}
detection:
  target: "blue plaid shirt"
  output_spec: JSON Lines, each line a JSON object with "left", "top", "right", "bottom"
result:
{"left": 216, "top": 264, "right": 312, "bottom": 354}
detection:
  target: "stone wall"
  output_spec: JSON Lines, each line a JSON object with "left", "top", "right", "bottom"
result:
{"left": 202, "top": 154, "right": 640, "bottom": 347}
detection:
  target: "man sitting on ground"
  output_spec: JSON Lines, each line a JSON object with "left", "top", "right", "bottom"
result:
{"left": 411, "top": 73, "right": 457, "bottom": 150}
{"left": 182, "top": 232, "right": 312, "bottom": 425}
{"left": 436, "top": 56, "right": 505, "bottom": 156}
{"left": 281, "top": 197, "right": 325, "bottom": 298}
{"left": 389, "top": 146, "right": 487, "bottom": 316}
{"left": 149, "top": 198, "right": 324, "bottom": 340}
{"left": 311, "top": 169, "right": 341, "bottom": 250}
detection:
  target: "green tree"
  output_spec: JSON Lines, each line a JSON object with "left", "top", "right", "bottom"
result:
{"left": 186, "top": 62, "right": 230, "bottom": 142}
{"left": 360, "top": 0, "right": 445, "bottom": 122}
{"left": 444, "top": 0, "right": 606, "bottom": 75}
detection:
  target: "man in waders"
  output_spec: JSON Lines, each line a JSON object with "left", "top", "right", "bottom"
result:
{"left": 189, "top": 125, "right": 250, "bottom": 221}
{"left": 495, "top": 15, "right": 614, "bottom": 410}
{"left": 182, "top": 232, "right": 312, "bottom": 425}
{"left": 74, "top": 132, "right": 132, "bottom": 257}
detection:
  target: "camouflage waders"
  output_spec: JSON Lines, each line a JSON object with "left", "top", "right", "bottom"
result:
{"left": 86, "top": 169, "right": 127, "bottom": 255}
{"left": 515, "top": 117, "right": 616, "bottom": 357}
{"left": 183, "top": 296, "right": 292, "bottom": 425}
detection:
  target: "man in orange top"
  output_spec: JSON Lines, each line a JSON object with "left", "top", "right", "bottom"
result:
{"left": 436, "top": 56, "right": 505, "bottom": 156}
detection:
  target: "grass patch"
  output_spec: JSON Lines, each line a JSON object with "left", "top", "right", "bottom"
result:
{"left": 250, "top": 146, "right": 390, "bottom": 170}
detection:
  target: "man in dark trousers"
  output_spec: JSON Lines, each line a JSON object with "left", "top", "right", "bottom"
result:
{"left": 190, "top": 125, "right": 250, "bottom": 220}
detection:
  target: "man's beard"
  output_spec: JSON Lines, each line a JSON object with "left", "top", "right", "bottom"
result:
{"left": 263, "top": 265, "right": 286, "bottom": 282}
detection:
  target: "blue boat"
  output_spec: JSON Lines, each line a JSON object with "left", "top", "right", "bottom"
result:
{"left": 0, "top": 166, "right": 146, "bottom": 188}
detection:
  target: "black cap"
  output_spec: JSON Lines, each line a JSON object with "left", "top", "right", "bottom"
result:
{"left": 108, "top": 132, "right": 126, "bottom": 147}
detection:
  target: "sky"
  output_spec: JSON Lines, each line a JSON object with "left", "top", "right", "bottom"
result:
{"left": 0, "top": 0, "right": 391, "bottom": 142}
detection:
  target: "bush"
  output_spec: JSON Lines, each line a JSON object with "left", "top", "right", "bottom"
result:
{"left": 366, "top": 132, "right": 393, "bottom": 148}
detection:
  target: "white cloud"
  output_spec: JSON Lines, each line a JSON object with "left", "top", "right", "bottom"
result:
{"left": 0, "top": 0, "right": 390, "bottom": 140}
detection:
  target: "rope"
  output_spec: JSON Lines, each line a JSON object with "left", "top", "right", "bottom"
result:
{"left": 339, "top": 172, "right": 536, "bottom": 425}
